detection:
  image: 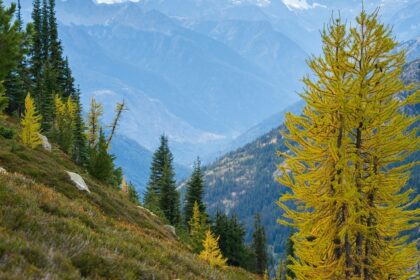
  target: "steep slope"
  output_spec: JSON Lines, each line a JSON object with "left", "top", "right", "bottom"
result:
{"left": 201, "top": 58, "right": 420, "bottom": 258}
{"left": 0, "top": 120, "right": 256, "bottom": 279}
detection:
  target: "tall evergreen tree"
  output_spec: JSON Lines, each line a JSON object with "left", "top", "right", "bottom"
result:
{"left": 212, "top": 211, "right": 251, "bottom": 268}
{"left": 159, "top": 159, "right": 181, "bottom": 225}
{"left": 184, "top": 157, "right": 206, "bottom": 226}
{"left": 47, "top": 0, "right": 64, "bottom": 93}
{"left": 71, "top": 87, "right": 88, "bottom": 165}
{"left": 252, "top": 214, "right": 268, "bottom": 275}
{"left": 278, "top": 10, "right": 419, "bottom": 279}
{"left": 3, "top": 0, "right": 31, "bottom": 115}
{"left": 0, "top": 0, "right": 23, "bottom": 85}
{"left": 144, "top": 135, "right": 169, "bottom": 209}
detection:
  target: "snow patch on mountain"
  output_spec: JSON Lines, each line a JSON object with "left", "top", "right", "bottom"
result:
{"left": 282, "top": 0, "right": 326, "bottom": 10}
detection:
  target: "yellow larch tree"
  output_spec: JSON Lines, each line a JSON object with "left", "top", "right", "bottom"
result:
{"left": 277, "top": 10, "right": 419, "bottom": 280}
{"left": 189, "top": 201, "right": 207, "bottom": 253}
{"left": 21, "top": 93, "right": 42, "bottom": 149}
{"left": 53, "top": 95, "right": 76, "bottom": 153}
{"left": 199, "top": 229, "right": 227, "bottom": 268}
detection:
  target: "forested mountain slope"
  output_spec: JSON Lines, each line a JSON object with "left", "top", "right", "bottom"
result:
{"left": 0, "top": 119, "right": 256, "bottom": 280}
{"left": 202, "top": 58, "right": 420, "bottom": 258}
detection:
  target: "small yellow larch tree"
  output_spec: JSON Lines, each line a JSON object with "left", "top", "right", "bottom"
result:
{"left": 189, "top": 201, "right": 207, "bottom": 253}
{"left": 20, "top": 93, "right": 42, "bottom": 149}
{"left": 199, "top": 229, "right": 227, "bottom": 268}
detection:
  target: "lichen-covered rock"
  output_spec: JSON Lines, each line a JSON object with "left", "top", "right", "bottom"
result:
{"left": 38, "top": 133, "right": 52, "bottom": 152}
{"left": 66, "top": 171, "right": 90, "bottom": 193}
{"left": 164, "top": 225, "right": 176, "bottom": 236}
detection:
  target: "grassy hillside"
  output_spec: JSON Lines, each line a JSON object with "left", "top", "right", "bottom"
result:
{"left": 0, "top": 118, "right": 257, "bottom": 280}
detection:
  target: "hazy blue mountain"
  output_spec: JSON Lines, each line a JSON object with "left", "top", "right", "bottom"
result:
{"left": 8, "top": 0, "right": 419, "bottom": 190}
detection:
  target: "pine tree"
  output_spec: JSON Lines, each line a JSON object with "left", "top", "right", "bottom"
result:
{"left": 277, "top": 10, "right": 419, "bottom": 279}
{"left": 159, "top": 159, "right": 181, "bottom": 226}
{"left": 189, "top": 201, "right": 207, "bottom": 253}
{"left": 30, "top": 0, "right": 43, "bottom": 107}
{"left": 4, "top": 0, "right": 31, "bottom": 116}
{"left": 199, "top": 229, "right": 227, "bottom": 268}
{"left": 20, "top": 93, "right": 42, "bottom": 149}
{"left": 0, "top": 0, "right": 23, "bottom": 91}
{"left": 0, "top": 0, "right": 22, "bottom": 78}
{"left": 71, "top": 87, "right": 88, "bottom": 165}
{"left": 212, "top": 211, "right": 249, "bottom": 267}
{"left": 144, "top": 135, "right": 173, "bottom": 212}
{"left": 184, "top": 157, "right": 206, "bottom": 226}
{"left": 252, "top": 214, "right": 268, "bottom": 275}
{"left": 47, "top": 0, "right": 65, "bottom": 93}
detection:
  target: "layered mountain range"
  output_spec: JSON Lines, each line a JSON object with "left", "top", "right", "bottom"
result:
{"left": 11, "top": 0, "right": 420, "bottom": 192}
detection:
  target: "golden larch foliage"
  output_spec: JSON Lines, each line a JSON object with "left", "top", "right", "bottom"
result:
{"left": 20, "top": 93, "right": 42, "bottom": 149}
{"left": 277, "top": 10, "right": 419, "bottom": 279}
{"left": 189, "top": 201, "right": 207, "bottom": 253}
{"left": 199, "top": 229, "right": 227, "bottom": 268}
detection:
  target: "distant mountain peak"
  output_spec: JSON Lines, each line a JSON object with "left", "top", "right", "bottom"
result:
{"left": 281, "top": 0, "right": 326, "bottom": 11}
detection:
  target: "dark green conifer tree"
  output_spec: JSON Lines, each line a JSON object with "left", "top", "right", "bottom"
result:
{"left": 3, "top": 0, "right": 29, "bottom": 115}
{"left": 159, "top": 156, "right": 181, "bottom": 226}
{"left": 212, "top": 212, "right": 251, "bottom": 268}
{"left": 88, "top": 129, "right": 115, "bottom": 183}
{"left": 71, "top": 86, "right": 88, "bottom": 165}
{"left": 30, "top": 0, "right": 43, "bottom": 107}
{"left": 184, "top": 157, "right": 206, "bottom": 226}
{"left": 252, "top": 214, "right": 268, "bottom": 275}
{"left": 0, "top": 0, "right": 23, "bottom": 86}
{"left": 144, "top": 135, "right": 169, "bottom": 208}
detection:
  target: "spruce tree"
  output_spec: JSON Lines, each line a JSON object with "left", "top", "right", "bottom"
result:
{"left": 71, "top": 87, "right": 88, "bottom": 165}
{"left": 199, "top": 229, "right": 227, "bottom": 268}
{"left": 30, "top": 0, "right": 43, "bottom": 107}
{"left": 278, "top": 10, "right": 419, "bottom": 279}
{"left": 0, "top": 0, "right": 23, "bottom": 84}
{"left": 144, "top": 135, "right": 169, "bottom": 209}
{"left": 20, "top": 93, "right": 42, "bottom": 149}
{"left": 3, "top": 0, "right": 31, "bottom": 115}
{"left": 212, "top": 211, "right": 248, "bottom": 267}
{"left": 252, "top": 214, "right": 268, "bottom": 275}
{"left": 184, "top": 158, "right": 206, "bottom": 226}
{"left": 159, "top": 159, "right": 181, "bottom": 225}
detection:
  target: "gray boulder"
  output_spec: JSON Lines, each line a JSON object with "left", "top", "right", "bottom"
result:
{"left": 66, "top": 171, "right": 90, "bottom": 193}
{"left": 164, "top": 225, "right": 176, "bottom": 236}
{"left": 38, "top": 133, "right": 52, "bottom": 152}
